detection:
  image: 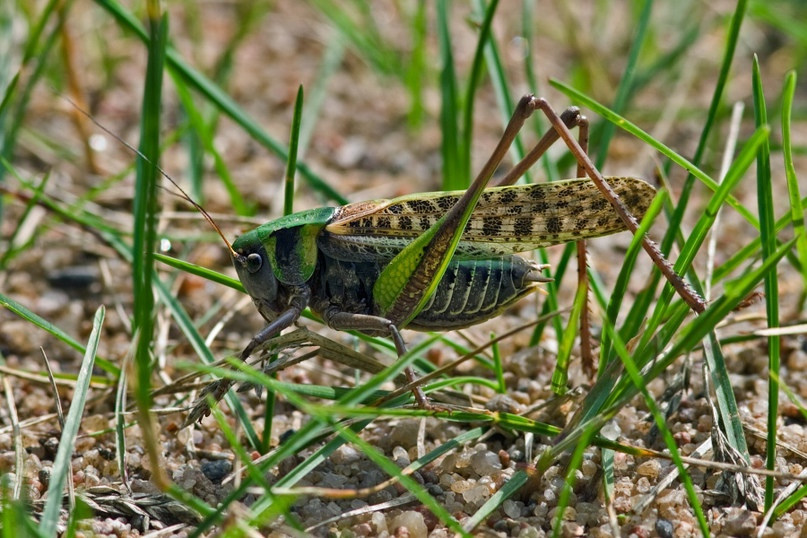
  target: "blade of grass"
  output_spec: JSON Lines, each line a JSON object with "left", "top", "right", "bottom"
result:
{"left": 131, "top": 7, "right": 166, "bottom": 488}
{"left": 520, "top": 0, "right": 560, "bottom": 182}
{"left": 594, "top": 0, "right": 653, "bottom": 169}
{"left": 208, "top": 402, "right": 303, "bottom": 530}
{"left": 0, "top": 170, "right": 51, "bottom": 268}
{"left": 0, "top": 292, "right": 118, "bottom": 375}
{"left": 552, "top": 236, "right": 793, "bottom": 464}
{"left": 661, "top": 0, "right": 748, "bottom": 257}
{"left": 299, "top": 33, "right": 345, "bottom": 157}
{"left": 0, "top": 0, "right": 63, "bottom": 195}
{"left": 154, "top": 278, "right": 260, "bottom": 450}
{"left": 752, "top": 55, "right": 779, "bottom": 510}
{"left": 155, "top": 253, "right": 245, "bottom": 292}
{"left": 307, "top": 0, "right": 403, "bottom": 77}
{"left": 40, "top": 306, "right": 104, "bottom": 537}
{"left": 172, "top": 74, "right": 251, "bottom": 215}
{"left": 781, "top": 71, "right": 807, "bottom": 310}
{"left": 635, "top": 124, "right": 768, "bottom": 360}
{"left": 461, "top": 0, "right": 500, "bottom": 189}
{"left": 333, "top": 423, "right": 469, "bottom": 537}
{"left": 437, "top": 0, "right": 461, "bottom": 191}
{"left": 598, "top": 188, "right": 668, "bottom": 369}
{"left": 599, "top": 308, "right": 708, "bottom": 534}
{"left": 551, "top": 270, "right": 586, "bottom": 393}
{"left": 641, "top": 240, "right": 795, "bottom": 386}
{"left": 284, "top": 86, "right": 304, "bottom": 217}
{"left": 404, "top": 0, "right": 427, "bottom": 129}
{"left": 471, "top": 0, "right": 531, "bottom": 181}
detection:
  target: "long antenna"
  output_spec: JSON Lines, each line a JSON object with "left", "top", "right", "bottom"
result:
{"left": 64, "top": 95, "right": 240, "bottom": 259}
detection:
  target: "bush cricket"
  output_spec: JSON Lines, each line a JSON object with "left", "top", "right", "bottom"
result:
{"left": 166, "top": 94, "right": 657, "bottom": 422}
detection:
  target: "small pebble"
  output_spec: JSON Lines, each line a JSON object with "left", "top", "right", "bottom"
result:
{"left": 517, "top": 526, "right": 541, "bottom": 538}
{"left": 331, "top": 445, "right": 362, "bottom": 465}
{"left": 462, "top": 485, "right": 490, "bottom": 503}
{"left": 470, "top": 450, "right": 502, "bottom": 476}
{"left": 390, "top": 510, "right": 427, "bottom": 538}
{"left": 636, "top": 459, "right": 660, "bottom": 479}
{"left": 722, "top": 507, "right": 757, "bottom": 536}
{"left": 502, "top": 499, "right": 522, "bottom": 518}
{"left": 548, "top": 506, "right": 576, "bottom": 522}
{"left": 451, "top": 479, "right": 474, "bottom": 493}
{"left": 392, "top": 446, "right": 410, "bottom": 467}
{"left": 655, "top": 518, "right": 674, "bottom": 538}
{"left": 201, "top": 460, "right": 232, "bottom": 483}
{"left": 371, "top": 512, "right": 387, "bottom": 534}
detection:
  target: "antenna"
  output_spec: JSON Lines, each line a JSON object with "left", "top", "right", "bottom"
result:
{"left": 64, "top": 96, "right": 240, "bottom": 260}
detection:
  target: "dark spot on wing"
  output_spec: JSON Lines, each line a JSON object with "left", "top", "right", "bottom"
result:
{"left": 546, "top": 217, "right": 562, "bottom": 234}
{"left": 482, "top": 217, "right": 502, "bottom": 236}
{"left": 514, "top": 217, "right": 533, "bottom": 237}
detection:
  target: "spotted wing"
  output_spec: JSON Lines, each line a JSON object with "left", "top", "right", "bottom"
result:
{"left": 320, "top": 177, "right": 655, "bottom": 261}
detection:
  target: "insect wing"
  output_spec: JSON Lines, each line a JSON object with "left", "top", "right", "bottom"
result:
{"left": 321, "top": 177, "right": 655, "bottom": 261}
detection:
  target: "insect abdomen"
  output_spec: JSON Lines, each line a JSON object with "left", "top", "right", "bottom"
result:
{"left": 310, "top": 254, "right": 541, "bottom": 333}
{"left": 405, "top": 256, "right": 539, "bottom": 331}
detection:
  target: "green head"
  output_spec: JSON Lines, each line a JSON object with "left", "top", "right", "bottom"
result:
{"left": 230, "top": 208, "right": 336, "bottom": 321}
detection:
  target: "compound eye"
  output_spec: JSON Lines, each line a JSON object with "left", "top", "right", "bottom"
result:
{"left": 246, "top": 253, "right": 263, "bottom": 274}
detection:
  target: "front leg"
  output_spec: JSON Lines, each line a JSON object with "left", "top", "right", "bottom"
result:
{"left": 325, "top": 309, "right": 431, "bottom": 408}
{"left": 182, "top": 287, "right": 311, "bottom": 427}
{"left": 240, "top": 286, "right": 311, "bottom": 360}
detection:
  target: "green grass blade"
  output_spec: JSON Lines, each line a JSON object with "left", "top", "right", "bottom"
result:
{"left": 208, "top": 404, "right": 302, "bottom": 529}
{"left": 334, "top": 424, "right": 469, "bottom": 537}
{"left": 131, "top": 12, "right": 166, "bottom": 473}
{"left": 404, "top": 0, "right": 428, "bottom": 128}
{"left": 552, "top": 270, "right": 586, "bottom": 393}
{"left": 155, "top": 253, "right": 245, "bottom": 292}
{"left": 781, "top": 71, "right": 807, "bottom": 309}
{"left": 599, "top": 188, "right": 667, "bottom": 367}
{"left": 437, "top": 0, "right": 461, "bottom": 191}
{"left": 0, "top": 170, "right": 50, "bottom": 268}
{"left": 172, "top": 74, "right": 251, "bottom": 215}
{"left": 662, "top": 0, "right": 748, "bottom": 258}
{"left": 752, "top": 55, "right": 779, "bottom": 510}
{"left": 0, "top": 0, "right": 62, "bottom": 194}
{"left": 40, "top": 306, "right": 105, "bottom": 537}
{"left": 594, "top": 0, "right": 653, "bottom": 169}
{"left": 0, "top": 292, "right": 118, "bottom": 375}
{"left": 299, "top": 34, "right": 345, "bottom": 155}
{"left": 307, "top": 0, "right": 402, "bottom": 77}
{"left": 646, "top": 239, "right": 794, "bottom": 381}
{"left": 519, "top": 0, "right": 559, "bottom": 181}
{"left": 284, "top": 85, "right": 304, "bottom": 217}
{"left": 637, "top": 123, "right": 769, "bottom": 345}
{"left": 472, "top": 0, "right": 530, "bottom": 179}
{"left": 461, "top": 0, "right": 500, "bottom": 188}
{"left": 154, "top": 279, "right": 260, "bottom": 451}
{"left": 462, "top": 470, "right": 529, "bottom": 532}
{"left": 599, "top": 310, "right": 709, "bottom": 534}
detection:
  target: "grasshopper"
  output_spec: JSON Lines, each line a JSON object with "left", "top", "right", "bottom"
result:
{"left": 182, "top": 94, "right": 656, "bottom": 414}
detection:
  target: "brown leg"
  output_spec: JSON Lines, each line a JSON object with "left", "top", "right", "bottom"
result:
{"left": 493, "top": 106, "right": 585, "bottom": 187}
{"left": 573, "top": 116, "right": 595, "bottom": 378}
{"left": 529, "top": 98, "right": 705, "bottom": 313}
{"left": 326, "top": 311, "right": 430, "bottom": 408}
{"left": 491, "top": 98, "right": 598, "bottom": 376}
